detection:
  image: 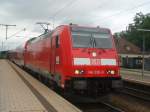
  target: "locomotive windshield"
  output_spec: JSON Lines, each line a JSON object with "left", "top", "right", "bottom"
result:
{"left": 71, "top": 27, "right": 113, "bottom": 48}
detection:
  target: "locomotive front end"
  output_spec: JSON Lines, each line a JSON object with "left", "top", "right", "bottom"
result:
{"left": 66, "top": 25, "right": 122, "bottom": 94}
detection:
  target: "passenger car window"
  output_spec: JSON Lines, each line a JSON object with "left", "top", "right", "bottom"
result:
{"left": 56, "top": 35, "right": 59, "bottom": 48}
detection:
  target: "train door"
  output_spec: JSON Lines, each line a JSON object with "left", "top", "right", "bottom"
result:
{"left": 51, "top": 35, "right": 59, "bottom": 74}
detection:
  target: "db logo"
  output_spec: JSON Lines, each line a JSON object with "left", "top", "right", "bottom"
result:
{"left": 90, "top": 59, "right": 100, "bottom": 65}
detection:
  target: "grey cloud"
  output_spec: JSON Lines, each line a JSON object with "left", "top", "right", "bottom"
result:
{"left": 0, "top": 0, "right": 150, "bottom": 50}
{"left": 0, "top": 0, "right": 150, "bottom": 35}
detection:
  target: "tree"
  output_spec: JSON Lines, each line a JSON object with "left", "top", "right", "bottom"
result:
{"left": 115, "top": 12, "right": 150, "bottom": 52}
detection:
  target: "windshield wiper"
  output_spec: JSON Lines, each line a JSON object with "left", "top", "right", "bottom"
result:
{"left": 93, "top": 38, "right": 96, "bottom": 48}
{"left": 88, "top": 37, "right": 93, "bottom": 48}
{"left": 91, "top": 34, "right": 96, "bottom": 48}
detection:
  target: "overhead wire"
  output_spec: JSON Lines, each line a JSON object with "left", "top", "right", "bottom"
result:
{"left": 3, "top": 0, "right": 150, "bottom": 41}
{"left": 51, "top": 0, "right": 77, "bottom": 28}
{"left": 60, "top": 0, "right": 110, "bottom": 24}
{"left": 52, "top": 0, "right": 76, "bottom": 18}
{"left": 91, "top": 0, "right": 150, "bottom": 25}
{"left": 7, "top": 28, "right": 26, "bottom": 39}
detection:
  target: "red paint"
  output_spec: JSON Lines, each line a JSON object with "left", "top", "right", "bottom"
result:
{"left": 10, "top": 25, "right": 121, "bottom": 89}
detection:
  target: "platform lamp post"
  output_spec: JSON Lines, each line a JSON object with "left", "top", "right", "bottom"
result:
{"left": 137, "top": 28, "right": 150, "bottom": 79}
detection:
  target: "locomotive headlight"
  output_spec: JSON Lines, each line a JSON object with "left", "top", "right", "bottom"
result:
{"left": 92, "top": 52, "right": 97, "bottom": 57}
{"left": 107, "top": 70, "right": 115, "bottom": 75}
{"left": 74, "top": 70, "right": 84, "bottom": 74}
{"left": 75, "top": 70, "right": 80, "bottom": 74}
{"left": 110, "top": 70, "right": 115, "bottom": 75}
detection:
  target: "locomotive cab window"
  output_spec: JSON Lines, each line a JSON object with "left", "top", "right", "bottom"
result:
{"left": 56, "top": 35, "right": 59, "bottom": 48}
{"left": 71, "top": 27, "right": 113, "bottom": 49}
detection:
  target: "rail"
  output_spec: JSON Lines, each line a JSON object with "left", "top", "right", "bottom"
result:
{"left": 121, "top": 80, "right": 150, "bottom": 102}
{"left": 74, "top": 101, "right": 124, "bottom": 112}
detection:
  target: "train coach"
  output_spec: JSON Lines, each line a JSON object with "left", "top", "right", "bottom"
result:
{"left": 10, "top": 24, "right": 122, "bottom": 95}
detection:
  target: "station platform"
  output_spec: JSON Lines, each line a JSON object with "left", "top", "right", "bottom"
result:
{"left": 121, "top": 68, "right": 150, "bottom": 86}
{"left": 0, "top": 60, "right": 81, "bottom": 112}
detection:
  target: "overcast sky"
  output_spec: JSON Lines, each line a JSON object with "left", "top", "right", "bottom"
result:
{"left": 0, "top": 0, "right": 150, "bottom": 51}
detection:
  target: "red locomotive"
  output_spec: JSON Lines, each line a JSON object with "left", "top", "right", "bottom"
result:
{"left": 10, "top": 24, "right": 122, "bottom": 95}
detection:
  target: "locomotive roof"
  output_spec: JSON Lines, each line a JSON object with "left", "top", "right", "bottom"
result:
{"left": 26, "top": 25, "right": 111, "bottom": 44}
{"left": 27, "top": 31, "right": 52, "bottom": 44}
{"left": 70, "top": 25, "right": 110, "bottom": 34}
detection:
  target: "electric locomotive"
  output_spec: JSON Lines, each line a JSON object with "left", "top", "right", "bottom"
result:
{"left": 11, "top": 24, "right": 122, "bottom": 95}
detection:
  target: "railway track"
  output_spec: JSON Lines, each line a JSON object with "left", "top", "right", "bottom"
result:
{"left": 121, "top": 80, "right": 150, "bottom": 102}
{"left": 21, "top": 63, "right": 125, "bottom": 112}
{"left": 122, "top": 86, "right": 150, "bottom": 102}
{"left": 10, "top": 61, "right": 150, "bottom": 112}
{"left": 74, "top": 101, "right": 124, "bottom": 112}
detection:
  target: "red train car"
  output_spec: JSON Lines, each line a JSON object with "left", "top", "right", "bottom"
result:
{"left": 12, "top": 24, "right": 122, "bottom": 95}
{"left": 8, "top": 42, "right": 28, "bottom": 67}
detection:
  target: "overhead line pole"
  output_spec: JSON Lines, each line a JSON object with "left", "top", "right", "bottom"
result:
{"left": 0, "top": 24, "right": 16, "bottom": 40}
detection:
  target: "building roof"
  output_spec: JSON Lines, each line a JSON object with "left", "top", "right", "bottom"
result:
{"left": 114, "top": 37, "right": 141, "bottom": 54}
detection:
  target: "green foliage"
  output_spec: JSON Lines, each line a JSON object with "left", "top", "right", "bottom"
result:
{"left": 115, "top": 12, "right": 150, "bottom": 52}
